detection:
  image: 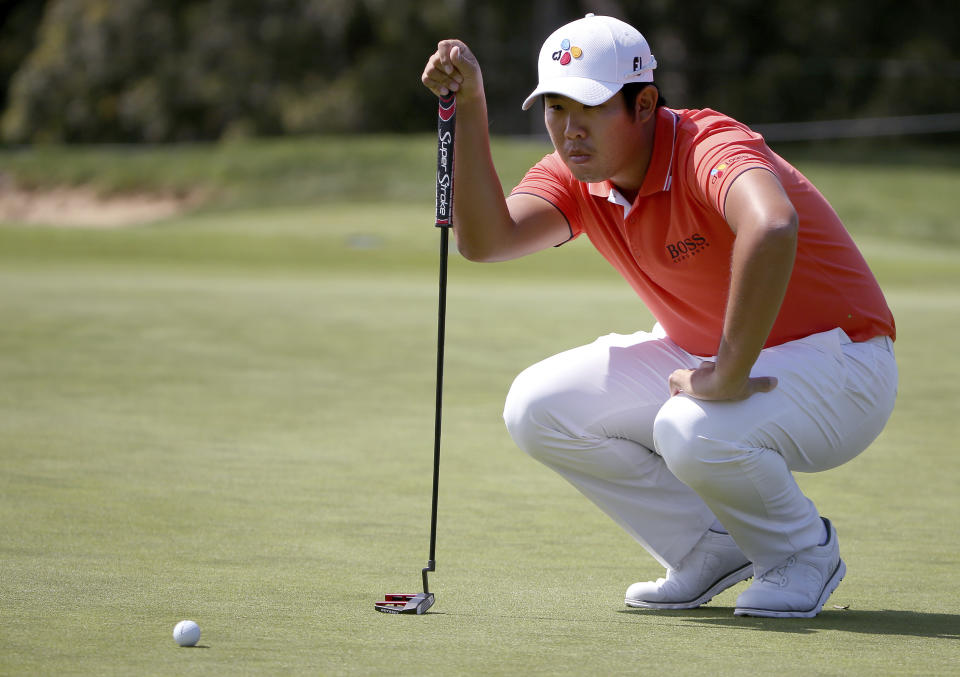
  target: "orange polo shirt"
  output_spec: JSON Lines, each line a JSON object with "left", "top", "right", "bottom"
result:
{"left": 511, "top": 107, "right": 895, "bottom": 356}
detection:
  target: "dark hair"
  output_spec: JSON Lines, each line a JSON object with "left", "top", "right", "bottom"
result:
{"left": 621, "top": 82, "right": 667, "bottom": 112}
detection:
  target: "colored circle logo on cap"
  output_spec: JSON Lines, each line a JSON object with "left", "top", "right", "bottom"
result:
{"left": 552, "top": 38, "right": 584, "bottom": 66}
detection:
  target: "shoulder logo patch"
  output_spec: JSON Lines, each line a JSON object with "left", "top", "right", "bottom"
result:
{"left": 709, "top": 163, "right": 728, "bottom": 183}
{"left": 709, "top": 153, "right": 753, "bottom": 184}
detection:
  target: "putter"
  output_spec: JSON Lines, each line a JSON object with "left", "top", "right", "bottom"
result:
{"left": 375, "top": 93, "right": 456, "bottom": 616}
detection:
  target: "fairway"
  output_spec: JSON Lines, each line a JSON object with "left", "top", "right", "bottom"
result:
{"left": 1, "top": 141, "right": 959, "bottom": 675}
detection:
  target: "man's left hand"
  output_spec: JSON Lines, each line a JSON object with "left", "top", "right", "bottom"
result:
{"left": 668, "top": 361, "right": 777, "bottom": 401}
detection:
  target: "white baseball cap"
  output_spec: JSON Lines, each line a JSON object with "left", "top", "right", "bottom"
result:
{"left": 521, "top": 14, "right": 657, "bottom": 110}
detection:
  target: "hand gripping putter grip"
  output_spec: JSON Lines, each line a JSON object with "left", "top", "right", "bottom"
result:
{"left": 375, "top": 94, "right": 455, "bottom": 615}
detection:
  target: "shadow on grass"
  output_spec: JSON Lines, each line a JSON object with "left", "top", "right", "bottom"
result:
{"left": 618, "top": 607, "right": 960, "bottom": 639}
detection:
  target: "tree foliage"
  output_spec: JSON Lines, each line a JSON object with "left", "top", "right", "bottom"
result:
{"left": 0, "top": 0, "right": 957, "bottom": 143}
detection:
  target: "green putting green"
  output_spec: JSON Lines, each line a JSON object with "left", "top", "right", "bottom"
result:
{"left": 1, "top": 137, "right": 957, "bottom": 675}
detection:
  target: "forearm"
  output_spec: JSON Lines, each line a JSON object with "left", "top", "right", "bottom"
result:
{"left": 715, "top": 220, "right": 797, "bottom": 383}
{"left": 450, "top": 93, "right": 515, "bottom": 261}
{"left": 423, "top": 40, "right": 568, "bottom": 262}
{"left": 668, "top": 165, "right": 797, "bottom": 401}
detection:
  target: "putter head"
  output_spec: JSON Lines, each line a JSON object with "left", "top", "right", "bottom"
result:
{"left": 374, "top": 592, "right": 435, "bottom": 615}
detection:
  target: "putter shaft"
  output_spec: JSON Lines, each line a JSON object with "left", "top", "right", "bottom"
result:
{"left": 424, "top": 93, "right": 456, "bottom": 596}
{"left": 377, "top": 95, "right": 454, "bottom": 616}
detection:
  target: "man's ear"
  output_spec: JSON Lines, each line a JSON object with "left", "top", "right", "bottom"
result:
{"left": 635, "top": 85, "right": 658, "bottom": 122}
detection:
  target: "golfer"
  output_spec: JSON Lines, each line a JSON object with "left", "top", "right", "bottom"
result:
{"left": 421, "top": 14, "right": 897, "bottom": 618}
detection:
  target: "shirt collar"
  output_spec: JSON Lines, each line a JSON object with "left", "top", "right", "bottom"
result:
{"left": 587, "top": 107, "right": 679, "bottom": 206}
{"left": 605, "top": 187, "right": 633, "bottom": 218}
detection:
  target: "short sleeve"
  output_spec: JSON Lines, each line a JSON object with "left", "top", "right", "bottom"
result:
{"left": 510, "top": 152, "right": 583, "bottom": 239}
{"left": 687, "top": 117, "right": 778, "bottom": 218}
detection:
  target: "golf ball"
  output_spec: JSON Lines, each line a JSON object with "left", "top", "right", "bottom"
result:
{"left": 173, "top": 620, "right": 201, "bottom": 647}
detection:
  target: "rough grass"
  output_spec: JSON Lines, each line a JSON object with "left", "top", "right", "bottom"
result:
{"left": 2, "top": 135, "right": 958, "bottom": 242}
{"left": 1, "top": 137, "right": 958, "bottom": 675}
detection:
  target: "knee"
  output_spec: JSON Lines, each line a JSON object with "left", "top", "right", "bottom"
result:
{"left": 502, "top": 367, "right": 548, "bottom": 455}
{"left": 652, "top": 396, "right": 724, "bottom": 485}
{"left": 502, "top": 366, "right": 573, "bottom": 459}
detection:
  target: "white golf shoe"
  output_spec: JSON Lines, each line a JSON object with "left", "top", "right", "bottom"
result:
{"left": 734, "top": 517, "right": 845, "bottom": 618}
{"left": 625, "top": 530, "right": 752, "bottom": 609}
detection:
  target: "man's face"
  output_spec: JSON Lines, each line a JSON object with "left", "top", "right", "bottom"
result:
{"left": 543, "top": 92, "right": 647, "bottom": 188}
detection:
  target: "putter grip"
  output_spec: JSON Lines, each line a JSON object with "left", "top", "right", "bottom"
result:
{"left": 435, "top": 94, "right": 456, "bottom": 228}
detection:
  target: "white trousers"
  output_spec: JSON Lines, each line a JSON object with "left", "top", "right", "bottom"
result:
{"left": 503, "top": 326, "right": 897, "bottom": 573}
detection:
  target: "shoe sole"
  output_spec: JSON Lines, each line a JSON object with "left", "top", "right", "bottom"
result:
{"left": 625, "top": 562, "right": 753, "bottom": 610}
{"left": 733, "top": 558, "right": 846, "bottom": 618}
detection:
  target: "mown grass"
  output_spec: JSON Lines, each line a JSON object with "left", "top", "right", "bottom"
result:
{"left": 1, "top": 135, "right": 958, "bottom": 675}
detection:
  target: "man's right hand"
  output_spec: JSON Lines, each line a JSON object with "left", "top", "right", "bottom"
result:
{"left": 422, "top": 40, "right": 483, "bottom": 102}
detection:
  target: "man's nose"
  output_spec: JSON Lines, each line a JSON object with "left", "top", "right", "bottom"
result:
{"left": 565, "top": 115, "right": 586, "bottom": 139}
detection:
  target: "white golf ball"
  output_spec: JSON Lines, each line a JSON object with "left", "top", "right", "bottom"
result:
{"left": 173, "top": 620, "right": 201, "bottom": 647}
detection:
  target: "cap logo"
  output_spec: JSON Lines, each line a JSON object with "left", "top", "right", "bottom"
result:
{"left": 551, "top": 38, "right": 583, "bottom": 66}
